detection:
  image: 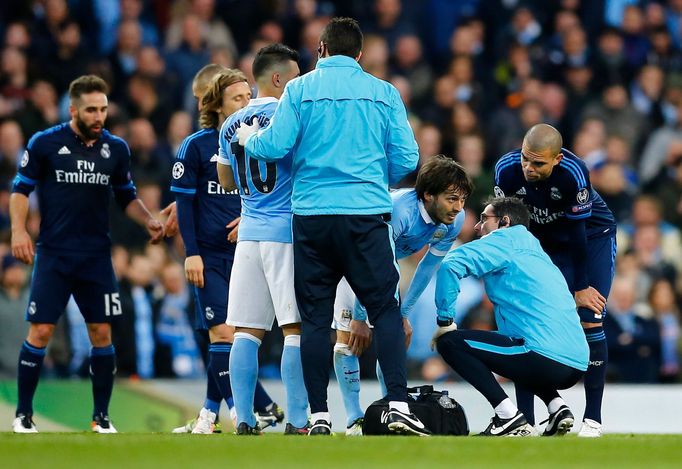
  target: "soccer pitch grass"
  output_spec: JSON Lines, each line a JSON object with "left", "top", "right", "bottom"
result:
{"left": 1, "top": 434, "right": 680, "bottom": 468}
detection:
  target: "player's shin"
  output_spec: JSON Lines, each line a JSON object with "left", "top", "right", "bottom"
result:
{"left": 230, "top": 332, "right": 260, "bottom": 427}
{"left": 583, "top": 327, "right": 607, "bottom": 423}
{"left": 281, "top": 335, "right": 309, "bottom": 428}
{"left": 16, "top": 341, "right": 46, "bottom": 417}
{"left": 333, "top": 343, "right": 364, "bottom": 426}
{"left": 90, "top": 344, "right": 116, "bottom": 418}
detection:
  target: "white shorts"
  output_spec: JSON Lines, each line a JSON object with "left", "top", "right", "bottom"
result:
{"left": 332, "top": 277, "right": 371, "bottom": 332}
{"left": 227, "top": 241, "right": 300, "bottom": 330}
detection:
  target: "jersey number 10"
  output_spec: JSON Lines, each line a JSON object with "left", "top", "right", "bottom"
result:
{"left": 231, "top": 142, "right": 277, "bottom": 195}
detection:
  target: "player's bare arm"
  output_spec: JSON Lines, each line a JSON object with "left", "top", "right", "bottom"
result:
{"left": 9, "top": 192, "right": 34, "bottom": 265}
{"left": 226, "top": 216, "right": 240, "bottom": 243}
{"left": 184, "top": 255, "right": 204, "bottom": 288}
{"left": 124, "top": 199, "right": 164, "bottom": 243}
{"left": 217, "top": 161, "right": 237, "bottom": 192}
{"left": 160, "top": 202, "right": 178, "bottom": 237}
{"left": 574, "top": 287, "right": 607, "bottom": 317}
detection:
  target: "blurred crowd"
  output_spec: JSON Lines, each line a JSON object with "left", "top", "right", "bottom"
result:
{"left": 0, "top": 0, "right": 681, "bottom": 384}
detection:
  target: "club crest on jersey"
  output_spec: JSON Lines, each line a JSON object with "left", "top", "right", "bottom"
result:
{"left": 21, "top": 150, "right": 29, "bottom": 167}
{"left": 205, "top": 307, "right": 214, "bottom": 320}
{"left": 172, "top": 162, "right": 185, "bottom": 179}
{"left": 493, "top": 186, "right": 505, "bottom": 197}
{"left": 432, "top": 228, "right": 446, "bottom": 240}
{"left": 28, "top": 301, "right": 37, "bottom": 315}
{"left": 550, "top": 187, "right": 562, "bottom": 200}
{"left": 100, "top": 143, "right": 111, "bottom": 159}
{"left": 577, "top": 188, "right": 589, "bottom": 204}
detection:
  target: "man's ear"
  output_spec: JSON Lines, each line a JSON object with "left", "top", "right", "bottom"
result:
{"left": 423, "top": 192, "right": 433, "bottom": 203}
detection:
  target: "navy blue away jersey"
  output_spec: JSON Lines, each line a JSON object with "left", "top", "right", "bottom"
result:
{"left": 12, "top": 122, "right": 137, "bottom": 253}
{"left": 494, "top": 148, "right": 616, "bottom": 249}
{"left": 170, "top": 128, "right": 241, "bottom": 256}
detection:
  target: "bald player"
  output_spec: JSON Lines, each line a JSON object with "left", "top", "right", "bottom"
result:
{"left": 494, "top": 124, "right": 616, "bottom": 437}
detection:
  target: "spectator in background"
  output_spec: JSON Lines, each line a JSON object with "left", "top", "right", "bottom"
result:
{"left": 365, "top": 0, "right": 415, "bottom": 50}
{"left": 604, "top": 275, "right": 661, "bottom": 383}
{"left": 652, "top": 152, "right": 682, "bottom": 229}
{"left": 42, "top": 20, "right": 90, "bottom": 96}
{"left": 0, "top": 255, "right": 30, "bottom": 377}
{"left": 648, "top": 278, "right": 681, "bottom": 382}
{"left": 165, "top": 14, "right": 211, "bottom": 96}
{"left": 125, "top": 74, "right": 173, "bottom": 137}
{"left": 456, "top": 133, "right": 492, "bottom": 214}
{"left": 619, "top": 195, "right": 682, "bottom": 275}
{"left": 639, "top": 100, "right": 682, "bottom": 187}
{"left": 646, "top": 26, "right": 682, "bottom": 74}
{"left": 112, "top": 253, "right": 164, "bottom": 378}
{"left": 359, "top": 34, "right": 389, "bottom": 80}
{"left": 119, "top": 0, "right": 160, "bottom": 48}
{"left": 0, "top": 119, "right": 24, "bottom": 188}
{"left": 13, "top": 80, "right": 60, "bottom": 139}
{"left": 0, "top": 46, "right": 31, "bottom": 115}
{"left": 166, "top": 0, "right": 237, "bottom": 57}
{"left": 581, "top": 83, "right": 644, "bottom": 153}
{"left": 108, "top": 19, "right": 143, "bottom": 101}
{"left": 391, "top": 34, "right": 433, "bottom": 111}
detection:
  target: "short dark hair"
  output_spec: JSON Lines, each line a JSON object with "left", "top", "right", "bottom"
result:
{"left": 69, "top": 75, "right": 109, "bottom": 101}
{"left": 320, "top": 17, "right": 363, "bottom": 58}
{"left": 252, "top": 43, "right": 299, "bottom": 81}
{"left": 415, "top": 155, "right": 473, "bottom": 201}
{"left": 487, "top": 197, "right": 530, "bottom": 228}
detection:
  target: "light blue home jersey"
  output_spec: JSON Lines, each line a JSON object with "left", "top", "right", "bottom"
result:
{"left": 244, "top": 55, "right": 418, "bottom": 216}
{"left": 354, "top": 188, "right": 466, "bottom": 320}
{"left": 391, "top": 189, "right": 465, "bottom": 260}
{"left": 435, "top": 225, "right": 589, "bottom": 370}
{"left": 218, "top": 97, "right": 293, "bottom": 243}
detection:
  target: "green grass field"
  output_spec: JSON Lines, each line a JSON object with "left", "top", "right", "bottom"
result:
{"left": 1, "top": 433, "right": 681, "bottom": 468}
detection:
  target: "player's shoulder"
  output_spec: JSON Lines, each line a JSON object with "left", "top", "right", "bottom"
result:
{"left": 177, "top": 128, "right": 215, "bottom": 159}
{"left": 494, "top": 149, "right": 522, "bottom": 187}
{"left": 390, "top": 188, "right": 417, "bottom": 210}
{"left": 101, "top": 129, "right": 131, "bottom": 153}
{"left": 27, "top": 122, "right": 69, "bottom": 148}
{"left": 556, "top": 148, "right": 590, "bottom": 189}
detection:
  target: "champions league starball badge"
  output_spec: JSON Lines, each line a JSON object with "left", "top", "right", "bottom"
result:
{"left": 172, "top": 162, "right": 185, "bottom": 179}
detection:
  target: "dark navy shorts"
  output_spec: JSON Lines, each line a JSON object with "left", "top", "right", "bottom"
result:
{"left": 192, "top": 254, "right": 232, "bottom": 330}
{"left": 27, "top": 249, "right": 119, "bottom": 324}
{"left": 549, "top": 233, "right": 617, "bottom": 324}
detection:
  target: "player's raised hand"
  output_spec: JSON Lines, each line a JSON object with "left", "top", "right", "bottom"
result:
{"left": 236, "top": 117, "right": 260, "bottom": 146}
{"left": 185, "top": 255, "right": 204, "bottom": 288}
{"left": 574, "top": 286, "right": 606, "bottom": 316}
{"left": 348, "top": 319, "right": 372, "bottom": 356}
{"left": 146, "top": 217, "right": 164, "bottom": 244}
{"left": 226, "top": 216, "right": 241, "bottom": 243}
{"left": 403, "top": 317, "right": 413, "bottom": 348}
{"left": 160, "top": 202, "right": 178, "bottom": 237}
{"left": 11, "top": 229, "right": 34, "bottom": 265}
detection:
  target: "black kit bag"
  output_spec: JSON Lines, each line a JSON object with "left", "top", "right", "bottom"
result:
{"left": 363, "top": 385, "right": 469, "bottom": 435}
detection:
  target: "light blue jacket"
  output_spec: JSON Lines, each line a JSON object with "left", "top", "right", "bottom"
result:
{"left": 244, "top": 55, "right": 418, "bottom": 215}
{"left": 436, "top": 225, "right": 589, "bottom": 370}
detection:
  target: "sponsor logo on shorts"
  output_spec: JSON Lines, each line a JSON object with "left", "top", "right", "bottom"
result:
{"left": 205, "top": 307, "right": 214, "bottom": 320}
{"left": 20, "top": 360, "right": 37, "bottom": 367}
{"left": 589, "top": 360, "right": 605, "bottom": 366}
{"left": 28, "top": 301, "right": 36, "bottom": 315}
